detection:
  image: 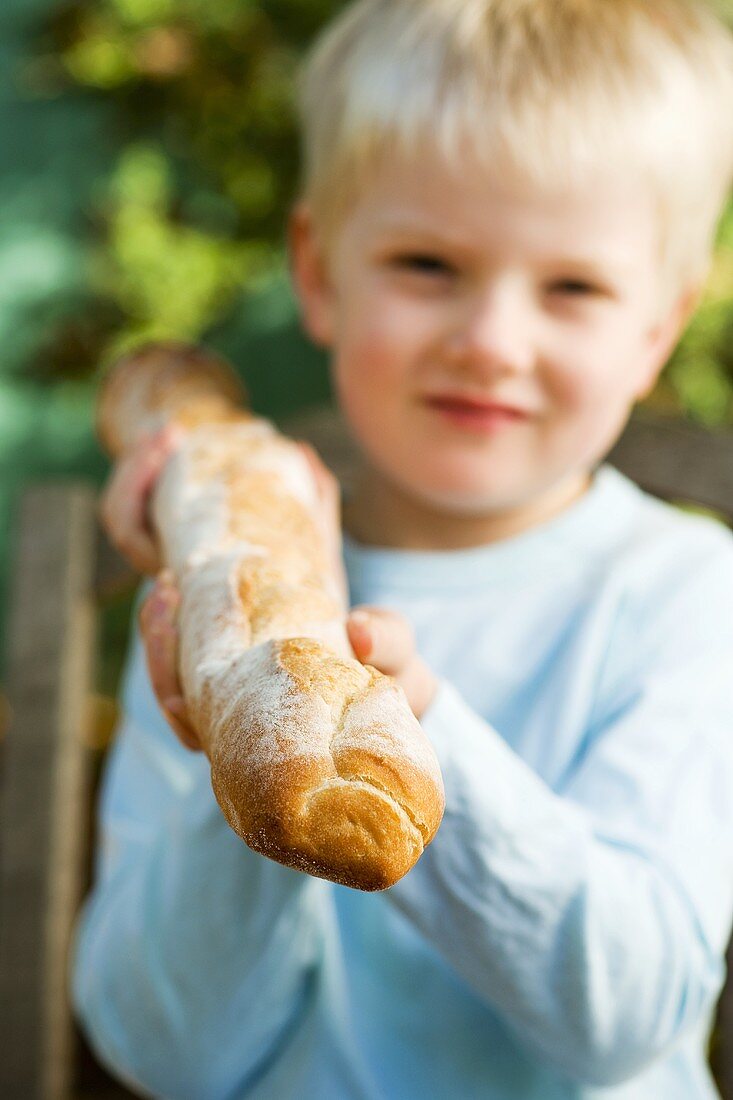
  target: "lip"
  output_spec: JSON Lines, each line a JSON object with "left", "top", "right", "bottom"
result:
{"left": 423, "top": 393, "right": 532, "bottom": 431}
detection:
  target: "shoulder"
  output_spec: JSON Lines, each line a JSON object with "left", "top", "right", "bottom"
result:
{"left": 591, "top": 465, "right": 733, "bottom": 656}
{"left": 594, "top": 464, "right": 733, "bottom": 583}
{"left": 581, "top": 470, "right": 733, "bottom": 738}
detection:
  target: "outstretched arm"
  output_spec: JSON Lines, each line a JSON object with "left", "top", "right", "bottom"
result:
{"left": 352, "top": 564, "right": 733, "bottom": 1089}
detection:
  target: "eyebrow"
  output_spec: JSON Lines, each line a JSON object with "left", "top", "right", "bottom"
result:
{"left": 540, "top": 258, "right": 632, "bottom": 284}
{"left": 373, "top": 223, "right": 632, "bottom": 282}
{"left": 371, "top": 218, "right": 470, "bottom": 251}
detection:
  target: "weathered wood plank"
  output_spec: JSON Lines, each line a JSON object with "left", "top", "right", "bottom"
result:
{"left": 608, "top": 412, "right": 733, "bottom": 523}
{"left": 0, "top": 485, "right": 98, "bottom": 1100}
{"left": 711, "top": 935, "right": 733, "bottom": 1100}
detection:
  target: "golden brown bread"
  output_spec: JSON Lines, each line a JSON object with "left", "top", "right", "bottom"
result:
{"left": 96, "top": 341, "right": 445, "bottom": 890}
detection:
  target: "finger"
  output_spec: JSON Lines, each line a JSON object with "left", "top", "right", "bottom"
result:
{"left": 346, "top": 606, "right": 416, "bottom": 676}
{"left": 139, "top": 574, "right": 183, "bottom": 702}
{"left": 100, "top": 424, "right": 181, "bottom": 532}
{"left": 122, "top": 427, "right": 180, "bottom": 518}
{"left": 99, "top": 426, "right": 183, "bottom": 574}
{"left": 102, "top": 429, "right": 176, "bottom": 528}
{"left": 102, "top": 517, "right": 161, "bottom": 575}
{"left": 161, "top": 695, "right": 202, "bottom": 753}
{"left": 139, "top": 574, "right": 201, "bottom": 751}
{"left": 100, "top": 463, "right": 162, "bottom": 573}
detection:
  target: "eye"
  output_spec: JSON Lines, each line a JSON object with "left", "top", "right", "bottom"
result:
{"left": 393, "top": 253, "right": 456, "bottom": 277}
{"left": 550, "top": 279, "right": 602, "bottom": 297}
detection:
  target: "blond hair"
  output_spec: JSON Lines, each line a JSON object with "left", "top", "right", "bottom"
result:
{"left": 294, "top": 0, "right": 733, "bottom": 305}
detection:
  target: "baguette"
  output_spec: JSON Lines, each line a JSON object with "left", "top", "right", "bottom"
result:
{"left": 97, "top": 341, "right": 445, "bottom": 891}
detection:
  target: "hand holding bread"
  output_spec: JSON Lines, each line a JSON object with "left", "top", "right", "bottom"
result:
{"left": 99, "top": 424, "right": 183, "bottom": 575}
{"left": 138, "top": 574, "right": 440, "bottom": 754}
{"left": 96, "top": 341, "right": 445, "bottom": 891}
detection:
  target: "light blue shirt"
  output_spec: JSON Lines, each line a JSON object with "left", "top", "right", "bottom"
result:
{"left": 71, "top": 464, "right": 733, "bottom": 1099}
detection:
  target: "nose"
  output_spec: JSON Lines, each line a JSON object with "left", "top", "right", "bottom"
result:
{"left": 444, "top": 281, "right": 534, "bottom": 375}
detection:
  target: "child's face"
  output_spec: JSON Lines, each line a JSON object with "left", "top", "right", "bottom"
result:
{"left": 290, "top": 148, "right": 693, "bottom": 527}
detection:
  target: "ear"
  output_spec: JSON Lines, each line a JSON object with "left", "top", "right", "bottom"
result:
{"left": 287, "top": 201, "right": 337, "bottom": 349}
{"left": 634, "top": 281, "right": 702, "bottom": 401}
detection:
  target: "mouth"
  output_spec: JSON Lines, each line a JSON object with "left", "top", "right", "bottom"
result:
{"left": 423, "top": 394, "right": 531, "bottom": 432}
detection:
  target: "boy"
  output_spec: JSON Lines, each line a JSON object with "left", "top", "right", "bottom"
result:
{"left": 73, "top": 1, "right": 733, "bottom": 1097}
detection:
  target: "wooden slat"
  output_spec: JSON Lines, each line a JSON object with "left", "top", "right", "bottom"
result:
{"left": 711, "top": 936, "right": 733, "bottom": 1100}
{"left": 0, "top": 485, "right": 98, "bottom": 1100}
{"left": 608, "top": 412, "right": 733, "bottom": 522}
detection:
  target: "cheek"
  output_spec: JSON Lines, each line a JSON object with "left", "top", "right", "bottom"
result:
{"left": 544, "top": 324, "right": 646, "bottom": 415}
{"left": 330, "top": 326, "right": 398, "bottom": 441}
{"left": 330, "top": 299, "right": 433, "bottom": 472}
{"left": 332, "top": 295, "right": 428, "bottom": 398}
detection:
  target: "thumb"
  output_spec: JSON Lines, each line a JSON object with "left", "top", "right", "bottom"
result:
{"left": 346, "top": 606, "right": 416, "bottom": 676}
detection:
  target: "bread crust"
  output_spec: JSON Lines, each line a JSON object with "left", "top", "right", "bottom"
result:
{"left": 97, "top": 342, "right": 445, "bottom": 890}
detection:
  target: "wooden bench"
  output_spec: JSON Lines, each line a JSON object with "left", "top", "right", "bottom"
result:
{"left": 1, "top": 406, "right": 732, "bottom": 1099}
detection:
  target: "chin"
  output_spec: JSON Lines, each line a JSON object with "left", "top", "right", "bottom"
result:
{"left": 403, "top": 475, "right": 525, "bottom": 517}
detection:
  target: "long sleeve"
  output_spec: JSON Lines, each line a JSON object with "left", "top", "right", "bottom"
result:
{"left": 70, "top": 619, "right": 330, "bottom": 1100}
{"left": 387, "top": 543, "right": 733, "bottom": 1089}
{"left": 73, "top": 465, "right": 733, "bottom": 1100}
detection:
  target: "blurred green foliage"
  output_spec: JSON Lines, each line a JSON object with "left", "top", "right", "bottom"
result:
{"left": 0, "top": 0, "right": 733, "bottom": 659}
{"left": 26, "top": 0, "right": 347, "bottom": 377}
{"left": 662, "top": 201, "right": 733, "bottom": 426}
{"left": 0, "top": 0, "right": 346, "bottom": 657}
{"left": 20, "top": 0, "right": 733, "bottom": 419}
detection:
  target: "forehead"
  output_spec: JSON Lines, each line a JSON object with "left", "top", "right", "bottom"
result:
{"left": 342, "top": 146, "right": 660, "bottom": 270}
